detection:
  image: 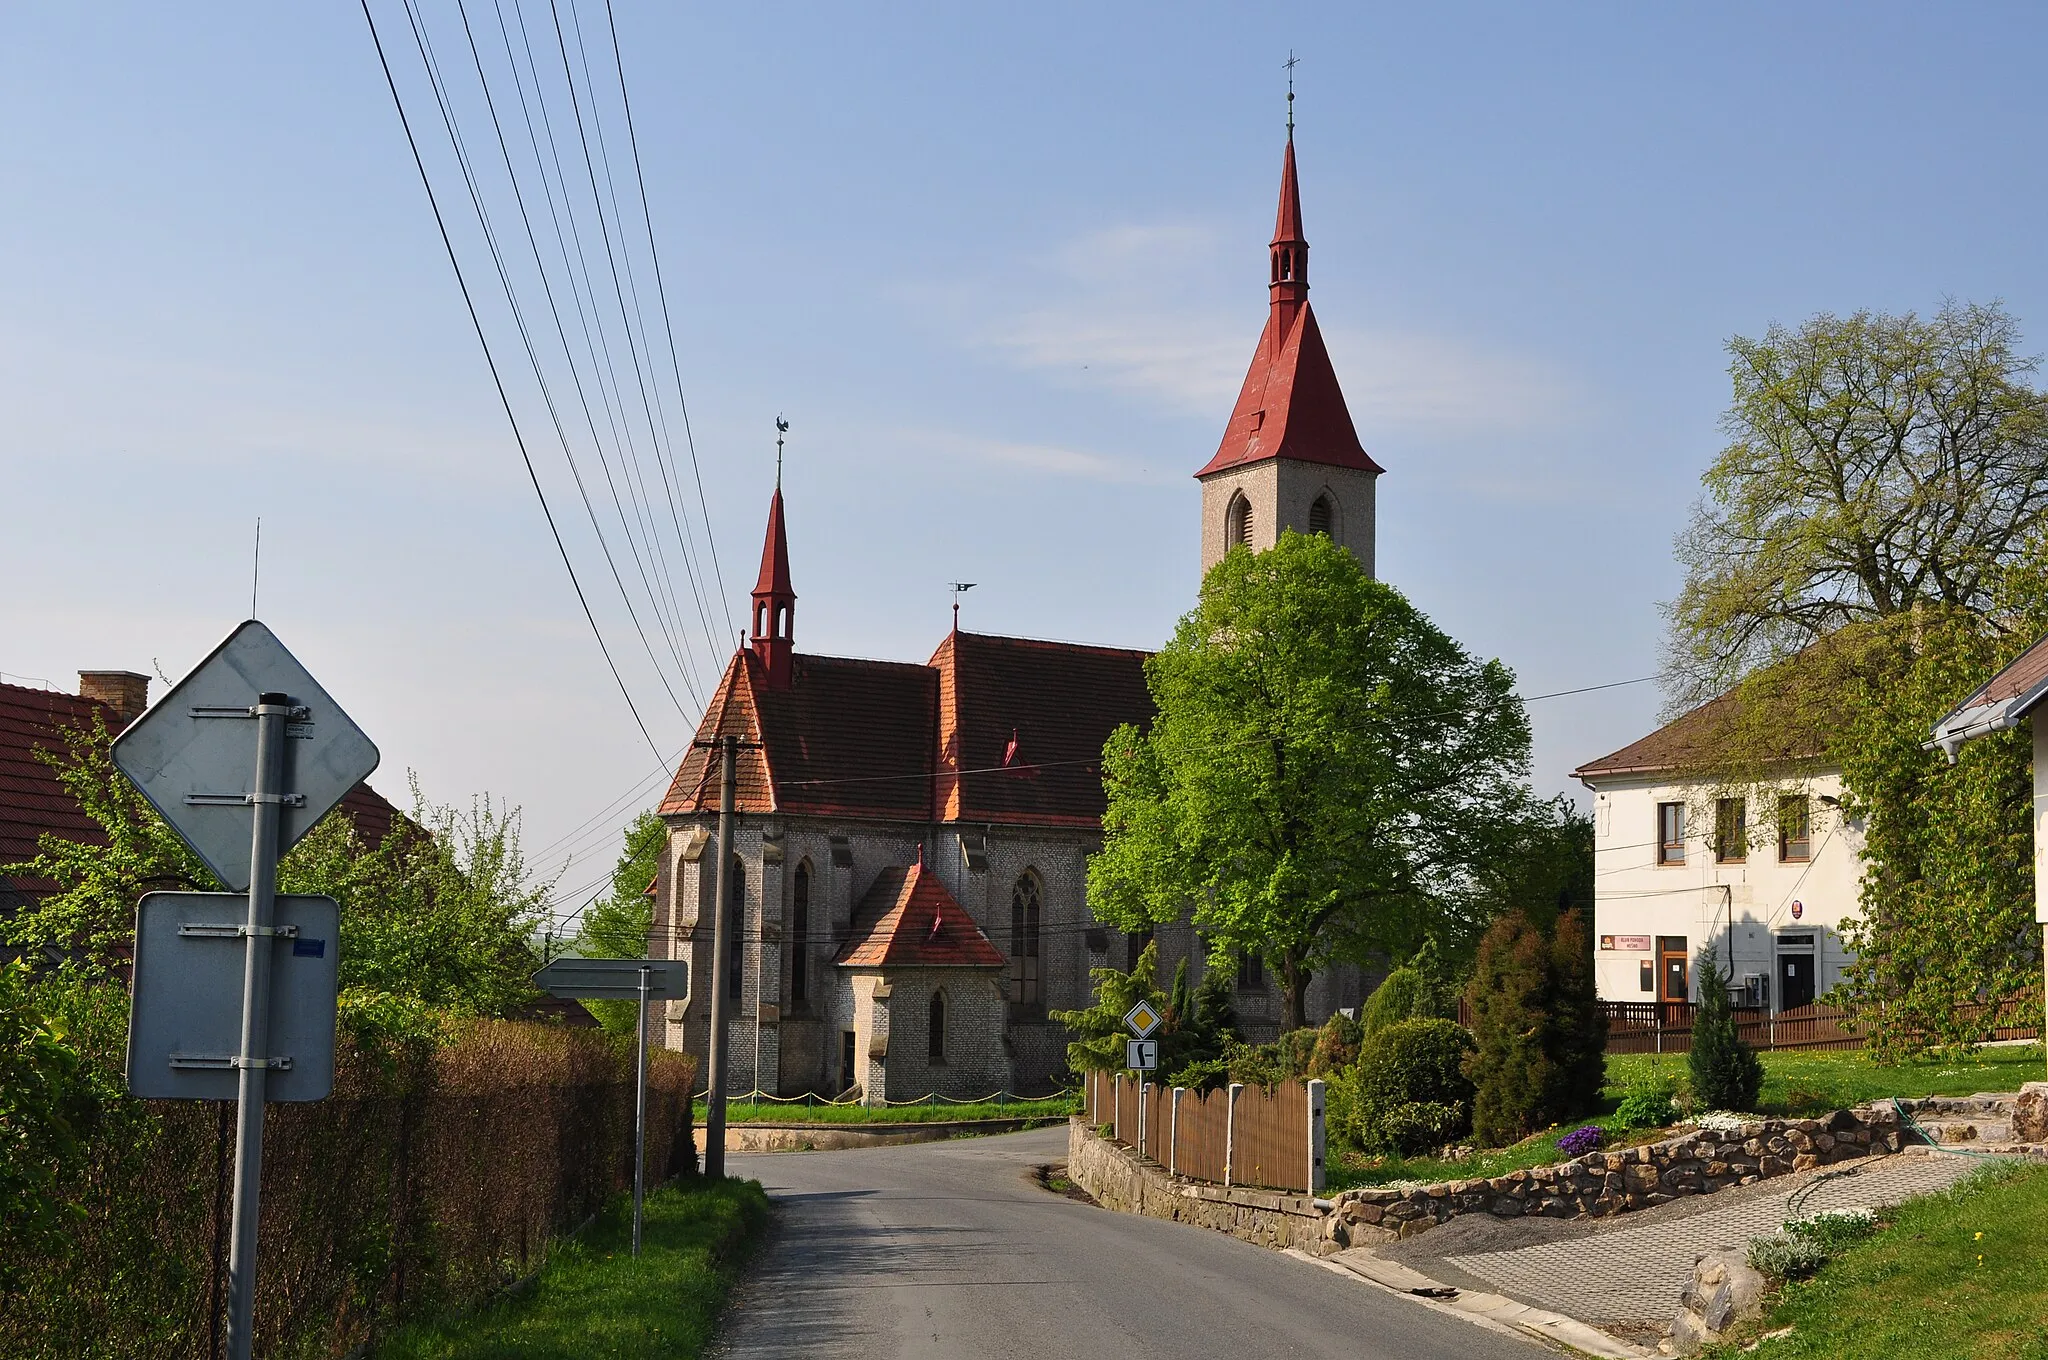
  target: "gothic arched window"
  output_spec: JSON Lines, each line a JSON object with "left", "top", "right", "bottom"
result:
{"left": 1009, "top": 872, "right": 1042, "bottom": 1018}
{"left": 1309, "top": 493, "right": 1333, "bottom": 537}
{"left": 726, "top": 856, "right": 746, "bottom": 1001}
{"left": 1227, "top": 494, "right": 1253, "bottom": 549}
{"left": 929, "top": 989, "right": 947, "bottom": 1061}
{"left": 790, "top": 859, "right": 811, "bottom": 1007}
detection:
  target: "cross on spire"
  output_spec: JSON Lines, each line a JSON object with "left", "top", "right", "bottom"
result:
{"left": 1284, "top": 51, "right": 1298, "bottom": 138}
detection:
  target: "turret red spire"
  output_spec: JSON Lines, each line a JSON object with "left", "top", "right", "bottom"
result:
{"left": 1268, "top": 134, "right": 1308, "bottom": 344}
{"left": 749, "top": 486, "right": 796, "bottom": 690}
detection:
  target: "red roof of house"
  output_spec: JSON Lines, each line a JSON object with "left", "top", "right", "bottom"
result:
{"left": 835, "top": 859, "right": 1005, "bottom": 969}
{"left": 659, "top": 632, "right": 1154, "bottom": 828}
{"left": 1, "top": 678, "right": 403, "bottom": 901}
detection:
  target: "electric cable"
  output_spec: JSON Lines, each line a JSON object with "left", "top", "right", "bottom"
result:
{"left": 359, "top": 0, "right": 664, "bottom": 764}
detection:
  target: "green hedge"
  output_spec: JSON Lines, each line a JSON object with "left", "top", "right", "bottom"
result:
{"left": 1334, "top": 1017, "right": 1475, "bottom": 1155}
{"left": 0, "top": 978, "right": 694, "bottom": 1360}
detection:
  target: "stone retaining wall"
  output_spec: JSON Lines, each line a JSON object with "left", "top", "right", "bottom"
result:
{"left": 695, "top": 1115, "right": 1050, "bottom": 1153}
{"left": 1069, "top": 1106, "right": 1924, "bottom": 1257}
{"left": 1326, "top": 1106, "right": 1907, "bottom": 1248}
{"left": 1066, "top": 1118, "right": 1328, "bottom": 1251}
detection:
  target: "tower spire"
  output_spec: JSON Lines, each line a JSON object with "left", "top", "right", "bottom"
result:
{"left": 1268, "top": 77, "right": 1309, "bottom": 346}
{"left": 749, "top": 420, "right": 797, "bottom": 690}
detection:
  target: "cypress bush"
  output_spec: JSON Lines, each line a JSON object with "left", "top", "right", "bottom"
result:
{"left": 1690, "top": 954, "right": 1764, "bottom": 1111}
{"left": 1465, "top": 911, "right": 1552, "bottom": 1145}
{"left": 1545, "top": 909, "right": 1608, "bottom": 1117}
{"left": 1464, "top": 908, "right": 1607, "bottom": 1146}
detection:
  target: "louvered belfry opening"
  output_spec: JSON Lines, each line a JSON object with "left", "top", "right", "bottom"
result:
{"left": 1229, "top": 494, "right": 1253, "bottom": 547}
{"left": 1308, "top": 493, "right": 1332, "bottom": 536}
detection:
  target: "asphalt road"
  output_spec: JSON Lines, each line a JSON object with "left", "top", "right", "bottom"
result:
{"left": 711, "top": 1125, "right": 1546, "bottom": 1359}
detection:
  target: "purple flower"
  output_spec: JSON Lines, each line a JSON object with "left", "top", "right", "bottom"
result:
{"left": 1557, "top": 1125, "right": 1604, "bottom": 1158}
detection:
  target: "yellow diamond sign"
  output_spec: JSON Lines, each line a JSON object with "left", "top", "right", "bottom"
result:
{"left": 1123, "top": 1000, "right": 1162, "bottom": 1039}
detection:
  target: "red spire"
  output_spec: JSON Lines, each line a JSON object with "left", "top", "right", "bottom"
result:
{"left": 748, "top": 487, "right": 796, "bottom": 690}
{"left": 1196, "top": 135, "right": 1378, "bottom": 480}
{"left": 1268, "top": 136, "right": 1309, "bottom": 344}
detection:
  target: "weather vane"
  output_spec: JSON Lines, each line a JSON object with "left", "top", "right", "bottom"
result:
{"left": 775, "top": 415, "right": 789, "bottom": 489}
{"left": 1284, "top": 51, "right": 1298, "bottom": 136}
{"left": 950, "top": 581, "right": 976, "bottom": 631}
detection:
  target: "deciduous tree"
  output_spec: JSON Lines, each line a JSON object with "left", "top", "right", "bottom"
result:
{"left": 1089, "top": 532, "right": 1535, "bottom": 1029}
{"left": 1669, "top": 301, "right": 2048, "bottom": 706}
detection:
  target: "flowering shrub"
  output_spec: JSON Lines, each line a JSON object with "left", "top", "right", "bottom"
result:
{"left": 1557, "top": 1125, "right": 1604, "bottom": 1158}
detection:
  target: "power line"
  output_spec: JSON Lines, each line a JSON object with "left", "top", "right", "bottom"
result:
{"left": 399, "top": 0, "right": 702, "bottom": 723}
{"left": 359, "top": 0, "right": 664, "bottom": 763}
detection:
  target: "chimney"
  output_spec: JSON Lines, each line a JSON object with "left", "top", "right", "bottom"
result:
{"left": 78, "top": 671, "right": 151, "bottom": 729}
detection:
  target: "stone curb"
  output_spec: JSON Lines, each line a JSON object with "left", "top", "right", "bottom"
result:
{"left": 1284, "top": 1248, "right": 1653, "bottom": 1358}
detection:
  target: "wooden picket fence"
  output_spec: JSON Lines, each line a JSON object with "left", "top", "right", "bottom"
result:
{"left": 1081, "top": 1069, "right": 1323, "bottom": 1193}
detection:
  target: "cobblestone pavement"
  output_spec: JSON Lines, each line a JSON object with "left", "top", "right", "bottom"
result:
{"left": 1439, "top": 1151, "right": 1980, "bottom": 1326}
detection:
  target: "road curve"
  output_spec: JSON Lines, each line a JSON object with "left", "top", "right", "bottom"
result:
{"left": 711, "top": 1124, "right": 1546, "bottom": 1359}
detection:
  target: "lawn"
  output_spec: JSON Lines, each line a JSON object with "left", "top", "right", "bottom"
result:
{"left": 1608, "top": 1042, "right": 2047, "bottom": 1117}
{"left": 697, "top": 1094, "right": 1077, "bottom": 1124}
{"left": 371, "top": 1177, "right": 768, "bottom": 1360}
{"left": 1326, "top": 1043, "right": 2047, "bottom": 1190}
{"left": 1704, "top": 1161, "right": 2048, "bottom": 1359}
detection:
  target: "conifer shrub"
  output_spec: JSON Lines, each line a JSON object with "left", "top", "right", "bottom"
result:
{"left": 1689, "top": 954, "right": 1765, "bottom": 1111}
{"left": 1335, "top": 1017, "right": 1476, "bottom": 1154}
{"left": 1544, "top": 909, "right": 1608, "bottom": 1116}
{"left": 1465, "top": 910, "right": 1554, "bottom": 1145}
{"left": 1307, "top": 1010, "right": 1363, "bottom": 1077}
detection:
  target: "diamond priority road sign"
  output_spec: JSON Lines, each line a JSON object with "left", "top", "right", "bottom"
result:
{"left": 112, "top": 621, "right": 379, "bottom": 892}
{"left": 1122, "top": 999, "right": 1162, "bottom": 1039}
{"left": 127, "top": 893, "right": 341, "bottom": 1102}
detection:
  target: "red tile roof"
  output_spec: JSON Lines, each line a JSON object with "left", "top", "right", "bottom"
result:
{"left": 1, "top": 677, "right": 403, "bottom": 900}
{"left": 659, "top": 651, "right": 937, "bottom": 821}
{"left": 752, "top": 486, "right": 794, "bottom": 598}
{"left": 933, "top": 632, "right": 1153, "bottom": 829}
{"left": 1943, "top": 629, "right": 2048, "bottom": 723}
{"left": 659, "top": 632, "right": 1155, "bottom": 828}
{"left": 835, "top": 859, "right": 1005, "bottom": 969}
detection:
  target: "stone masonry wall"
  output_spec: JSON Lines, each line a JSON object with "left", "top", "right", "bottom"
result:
{"left": 1326, "top": 1106, "right": 1908, "bottom": 1248}
{"left": 1066, "top": 1119, "right": 1328, "bottom": 1252}
{"left": 1068, "top": 1106, "right": 1920, "bottom": 1260}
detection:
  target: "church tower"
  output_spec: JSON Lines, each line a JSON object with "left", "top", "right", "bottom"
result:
{"left": 1196, "top": 130, "right": 1381, "bottom": 575}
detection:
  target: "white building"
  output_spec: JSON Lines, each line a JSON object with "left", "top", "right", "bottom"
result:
{"left": 1929, "top": 630, "right": 2048, "bottom": 933}
{"left": 1573, "top": 692, "right": 1865, "bottom": 1012}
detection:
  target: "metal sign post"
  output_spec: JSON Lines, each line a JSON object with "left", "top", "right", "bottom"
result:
{"left": 533, "top": 957, "right": 687, "bottom": 1256}
{"left": 114, "top": 621, "right": 379, "bottom": 1360}
{"left": 1122, "top": 1003, "right": 1161, "bottom": 1160}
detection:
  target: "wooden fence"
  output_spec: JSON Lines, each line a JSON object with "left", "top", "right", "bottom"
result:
{"left": 1082, "top": 1070, "right": 1323, "bottom": 1193}
{"left": 1452, "top": 998, "right": 2043, "bottom": 1054}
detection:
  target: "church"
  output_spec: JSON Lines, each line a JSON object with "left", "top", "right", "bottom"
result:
{"left": 652, "top": 130, "right": 1385, "bottom": 1098}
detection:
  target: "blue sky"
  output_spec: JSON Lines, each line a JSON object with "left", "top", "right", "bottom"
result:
{"left": 6, "top": 3, "right": 2047, "bottom": 918}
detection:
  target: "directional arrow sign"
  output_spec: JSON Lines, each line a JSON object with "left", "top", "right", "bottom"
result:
{"left": 112, "top": 621, "right": 379, "bottom": 892}
{"left": 1123, "top": 999, "right": 1162, "bottom": 1039}
{"left": 534, "top": 957, "right": 689, "bottom": 1000}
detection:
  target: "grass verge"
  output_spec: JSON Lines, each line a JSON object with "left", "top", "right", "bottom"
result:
{"left": 1705, "top": 1161, "right": 2048, "bottom": 1359}
{"left": 696, "top": 1095, "right": 1076, "bottom": 1124}
{"left": 1328, "top": 1043, "right": 2047, "bottom": 1190}
{"left": 371, "top": 1177, "right": 769, "bottom": 1360}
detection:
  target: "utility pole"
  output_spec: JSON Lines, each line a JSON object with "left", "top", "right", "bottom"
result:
{"left": 705, "top": 733, "right": 738, "bottom": 1179}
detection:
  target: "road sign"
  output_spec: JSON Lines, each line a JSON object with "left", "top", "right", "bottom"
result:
{"left": 532, "top": 954, "right": 689, "bottom": 1259}
{"left": 127, "top": 893, "right": 340, "bottom": 1102}
{"left": 1126, "top": 1038, "right": 1159, "bottom": 1071}
{"left": 1122, "top": 999, "right": 1162, "bottom": 1039}
{"left": 534, "top": 956, "right": 688, "bottom": 1000}
{"left": 112, "top": 621, "right": 380, "bottom": 892}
